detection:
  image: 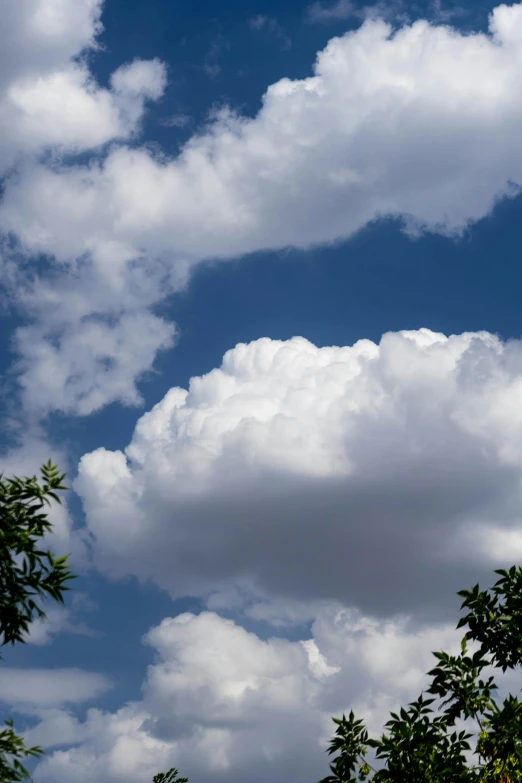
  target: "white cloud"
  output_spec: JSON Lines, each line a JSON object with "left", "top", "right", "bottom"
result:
{"left": 7, "top": 2, "right": 522, "bottom": 261}
{"left": 74, "top": 328, "right": 522, "bottom": 622}
{"left": 0, "top": 668, "right": 112, "bottom": 709}
{"left": 110, "top": 59, "right": 167, "bottom": 101}
{"left": 0, "top": 0, "right": 103, "bottom": 86}
{"left": 110, "top": 58, "right": 168, "bottom": 134}
{"left": 4, "top": 3, "right": 522, "bottom": 415}
{"left": 15, "top": 309, "right": 176, "bottom": 416}
{"left": 0, "top": 0, "right": 170, "bottom": 416}
{"left": 0, "top": 1, "right": 166, "bottom": 173}
{"left": 26, "top": 603, "right": 512, "bottom": 783}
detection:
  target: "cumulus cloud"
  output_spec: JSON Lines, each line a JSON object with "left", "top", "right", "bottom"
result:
{"left": 0, "top": 1, "right": 166, "bottom": 172}
{"left": 4, "top": 239, "right": 181, "bottom": 417}
{"left": 25, "top": 606, "right": 466, "bottom": 783}
{"left": 7, "top": 3, "right": 522, "bottom": 261}
{"left": 73, "top": 328, "right": 522, "bottom": 622}
{"left": 0, "top": 0, "right": 171, "bottom": 416}
{"left": 0, "top": 668, "right": 112, "bottom": 709}
{"left": 15, "top": 308, "right": 176, "bottom": 416}
{"left": 25, "top": 602, "right": 520, "bottom": 783}
{"left": 4, "top": 2, "right": 522, "bottom": 415}
{"left": 0, "top": 0, "right": 102, "bottom": 86}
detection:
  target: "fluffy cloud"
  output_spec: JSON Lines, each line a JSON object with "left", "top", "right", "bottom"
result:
{"left": 15, "top": 308, "right": 176, "bottom": 416}
{"left": 0, "top": 1, "right": 166, "bottom": 171}
{"left": 4, "top": 3, "right": 522, "bottom": 415}
{"left": 0, "top": 0, "right": 170, "bottom": 416}
{"left": 74, "top": 328, "right": 522, "bottom": 622}
{"left": 26, "top": 600, "right": 521, "bottom": 783}
{"left": 0, "top": 0, "right": 102, "bottom": 86}
{"left": 0, "top": 668, "right": 112, "bottom": 709}
{"left": 26, "top": 605, "right": 469, "bottom": 783}
{"left": 7, "top": 3, "right": 522, "bottom": 261}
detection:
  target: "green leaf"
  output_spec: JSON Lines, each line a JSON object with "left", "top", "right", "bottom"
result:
{"left": 0, "top": 462, "right": 76, "bottom": 782}
{"left": 318, "top": 563, "right": 522, "bottom": 783}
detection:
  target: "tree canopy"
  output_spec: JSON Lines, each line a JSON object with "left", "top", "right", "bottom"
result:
{"left": 0, "top": 461, "right": 76, "bottom": 782}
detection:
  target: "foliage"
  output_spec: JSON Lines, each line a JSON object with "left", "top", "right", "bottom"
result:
{"left": 153, "top": 768, "right": 189, "bottom": 783}
{"left": 319, "top": 565, "right": 522, "bottom": 783}
{"left": 0, "top": 721, "right": 43, "bottom": 783}
{"left": 0, "top": 461, "right": 76, "bottom": 782}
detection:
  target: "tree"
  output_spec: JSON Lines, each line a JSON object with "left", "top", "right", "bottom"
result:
{"left": 319, "top": 565, "right": 522, "bottom": 782}
{"left": 0, "top": 460, "right": 77, "bottom": 782}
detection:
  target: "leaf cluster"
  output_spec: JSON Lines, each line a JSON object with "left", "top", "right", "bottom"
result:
{"left": 0, "top": 459, "right": 76, "bottom": 651}
{"left": 0, "top": 720, "right": 43, "bottom": 783}
{"left": 319, "top": 566, "right": 522, "bottom": 783}
{"left": 0, "top": 461, "right": 75, "bottom": 782}
{"left": 153, "top": 768, "right": 189, "bottom": 783}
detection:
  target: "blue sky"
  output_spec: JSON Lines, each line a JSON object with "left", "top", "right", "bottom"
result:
{"left": 2, "top": 0, "right": 522, "bottom": 780}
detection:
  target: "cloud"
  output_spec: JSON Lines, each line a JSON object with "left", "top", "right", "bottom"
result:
{"left": 110, "top": 58, "right": 167, "bottom": 133}
{"left": 0, "top": 1, "right": 166, "bottom": 173}
{"left": 0, "top": 0, "right": 171, "bottom": 418}
{"left": 14, "top": 308, "right": 176, "bottom": 416}
{"left": 248, "top": 15, "right": 292, "bottom": 50}
{"left": 306, "top": 0, "right": 357, "bottom": 22}
{"left": 26, "top": 601, "right": 520, "bottom": 783}
{"left": 159, "top": 113, "right": 192, "bottom": 129}
{"left": 306, "top": 0, "right": 464, "bottom": 25}
{"left": 26, "top": 605, "right": 466, "bottom": 783}
{"left": 73, "top": 328, "right": 522, "bottom": 623}
{"left": 0, "top": 668, "right": 112, "bottom": 709}
{"left": 201, "top": 35, "right": 228, "bottom": 79}
{"left": 0, "top": 0, "right": 103, "bottom": 86}
{"left": 9, "top": 4, "right": 522, "bottom": 261}
{"left": 4, "top": 3, "right": 522, "bottom": 415}
{"left": 25, "top": 592, "right": 102, "bottom": 646}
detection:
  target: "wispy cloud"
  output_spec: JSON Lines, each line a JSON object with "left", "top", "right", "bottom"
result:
{"left": 428, "top": 0, "right": 469, "bottom": 24}
{"left": 306, "top": 0, "right": 466, "bottom": 25}
{"left": 201, "top": 34, "right": 229, "bottom": 79}
{"left": 306, "top": 0, "right": 356, "bottom": 22}
{"left": 25, "top": 592, "right": 103, "bottom": 647}
{"left": 248, "top": 15, "right": 292, "bottom": 50}
{"left": 159, "top": 112, "right": 192, "bottom": 128}
{"left": 0, "top": 668, "right": 113, "bottom": 709}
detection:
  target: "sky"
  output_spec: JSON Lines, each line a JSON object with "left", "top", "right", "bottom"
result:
{"left": 2, "top": 0, "right": 522, "bottom": 780}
